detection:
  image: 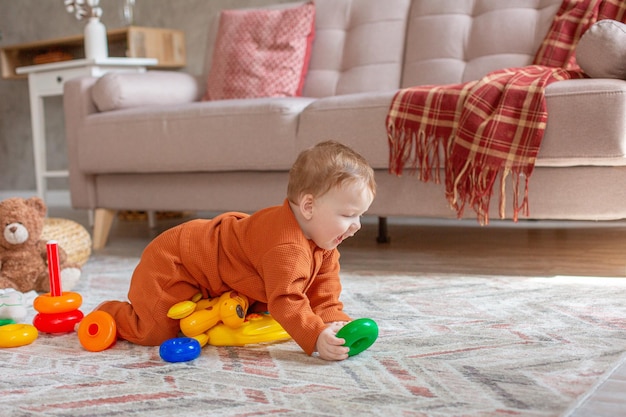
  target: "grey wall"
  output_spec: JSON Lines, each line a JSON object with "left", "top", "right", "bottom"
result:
{"left": 0, "top": 0, "right": 293, "bottom": 193}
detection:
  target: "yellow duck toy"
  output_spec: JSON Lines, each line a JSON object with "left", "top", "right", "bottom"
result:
{"left": 167, "top": 290, "right": 290, "bottom": 347}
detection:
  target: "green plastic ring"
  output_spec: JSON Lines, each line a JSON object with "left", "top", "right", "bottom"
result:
{"left": 336, "top": 318, "right": 378, "bottom": 357}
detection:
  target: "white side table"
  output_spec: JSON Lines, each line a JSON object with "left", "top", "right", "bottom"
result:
{"left": 17, "top": 57, "right": 158, "bottom": 200}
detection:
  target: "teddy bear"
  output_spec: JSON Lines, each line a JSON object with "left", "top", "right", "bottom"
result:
{"left": 0, "top": 197, "right": 81, "bottom": 293}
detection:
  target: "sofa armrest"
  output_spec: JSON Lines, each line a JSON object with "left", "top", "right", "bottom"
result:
{"left": 540, "top": 77, "right": 626, "bottom": 164}
{"left": 63, "top": 76, "right": 101, "bottom": 209}
{"left": 91, "top": 70, "right": 202, "bottom": 112}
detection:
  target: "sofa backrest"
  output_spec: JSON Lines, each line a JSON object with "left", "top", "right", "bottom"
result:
{"left": 401, "top": 0, "right": 562, "bottom": 87}
{"left": 302, "top": 0, "right": 411, "bottom": 98}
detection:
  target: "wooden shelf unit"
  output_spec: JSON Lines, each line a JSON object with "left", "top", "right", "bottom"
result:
{"left": 1, "top": 26, "right": 186, "bottom": 79}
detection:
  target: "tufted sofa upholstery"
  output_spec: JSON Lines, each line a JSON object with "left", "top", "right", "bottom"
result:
{"left": 63, "top": 0, "right": 626, "bottom": 249}
{"left": 302, "top": 0, "right": 408, "bottom": 97}
{"left": 403, "top": 1, "right": 561, "bottom": 85}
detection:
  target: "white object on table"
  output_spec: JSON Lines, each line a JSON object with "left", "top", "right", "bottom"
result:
{"left": 16, "top": 57, "right": 158, "bottom": 200}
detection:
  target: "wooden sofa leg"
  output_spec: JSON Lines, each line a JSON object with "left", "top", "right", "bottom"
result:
{"left": 376, "top": 216, "right": 390, "bottom": 244}
{"left": 92, "top": 208, "right": 116, "bottom": 250}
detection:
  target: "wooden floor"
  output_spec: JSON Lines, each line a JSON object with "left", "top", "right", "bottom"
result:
{"left": 52, "top": 207, "right": 626, "bottom": 278}
{"left": 345, "top": 219, "right": 626, "bottom": 277}
{"left": 48, "top": 206, "right": 626, "bottom": 415}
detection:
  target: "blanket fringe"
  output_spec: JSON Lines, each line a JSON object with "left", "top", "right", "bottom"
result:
{"left": 389, "top": 124, "right": 532, "bottom": 225}
{"left": 447, "top": 162, "right": 531, "bottom": 225}
{"left": 388, "top": 126, "right": 448, "bottom": 184}
{"left": 446, "top": 156, "right": 500, "bottom": 225}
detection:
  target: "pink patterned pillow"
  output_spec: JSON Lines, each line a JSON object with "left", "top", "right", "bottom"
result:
{"left": 203, "top": 2, "right": 315, "bottom": 101}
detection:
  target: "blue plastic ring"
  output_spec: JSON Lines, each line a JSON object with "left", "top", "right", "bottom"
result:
{"left": 159, "top": 337, "right": 201, "bottom": 363}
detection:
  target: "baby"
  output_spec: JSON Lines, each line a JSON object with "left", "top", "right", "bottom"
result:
{"left": 95, "top": 140, "right": 376, "bottom": 361}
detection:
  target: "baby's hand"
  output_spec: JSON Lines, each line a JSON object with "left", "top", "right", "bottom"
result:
{"left": 315, "top": 322, "right": 350, "bottom": 361}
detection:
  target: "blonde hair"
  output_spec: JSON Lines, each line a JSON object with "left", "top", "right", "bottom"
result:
{"left": 287, "top": 140, "right": 376, "bottom": 203}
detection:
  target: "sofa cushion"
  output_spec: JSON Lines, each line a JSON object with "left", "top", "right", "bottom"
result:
{"left": 576, "top": 20, "right": 626, "bottom": 80}
{"left": 297, "top": 92, "right": 396, "bottom": 169}
{"left": 78, "top": 97, "right": 315, "bottom": 174}
{"left": 92, "top": 71, "right": 201, "bottom": 112}
{"left": 203, "top": 2, "right": 315, "bottom": 101}
{"left": 297, "top": 78, "right": 626, "bottom": 172}
{"left": 301, "top": 0, "right": 410, "bottom": 98}
{"left": 401, "top": 0, "right": 562, "bottom": 87}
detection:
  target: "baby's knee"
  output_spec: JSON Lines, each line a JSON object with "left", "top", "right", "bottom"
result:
{"left": 96, "top": 300, "right": 177, "bottom": 346}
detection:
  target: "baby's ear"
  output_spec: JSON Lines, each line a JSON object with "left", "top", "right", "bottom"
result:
{"left": 299, "top": 194, "right": 314, "bottom": 220}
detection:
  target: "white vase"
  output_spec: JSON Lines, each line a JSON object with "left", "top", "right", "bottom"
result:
{"left": 84, "top": 17, "right": 108, "bottom": 60}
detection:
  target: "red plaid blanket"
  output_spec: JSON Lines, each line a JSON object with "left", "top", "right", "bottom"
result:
{"left": 386, "top": 0, "right": 625, "bottom": 224}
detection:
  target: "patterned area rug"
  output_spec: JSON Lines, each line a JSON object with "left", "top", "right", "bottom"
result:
{"left": 2, "top": 255, "right": 626, "bottom": 416}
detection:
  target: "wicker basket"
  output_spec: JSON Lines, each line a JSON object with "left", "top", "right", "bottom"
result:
{"left": 41, "top": 218, "right": 92, "bottom": 267}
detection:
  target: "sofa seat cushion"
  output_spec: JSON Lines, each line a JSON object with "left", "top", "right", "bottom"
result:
{"left": 297, "top": 91, "right": 397, "bottom": 169}
{"left": 78, "top": 97, "right": 315, "bottom": 174}
{"left": 298, "top": 79, "right": 626, "bottom": 171}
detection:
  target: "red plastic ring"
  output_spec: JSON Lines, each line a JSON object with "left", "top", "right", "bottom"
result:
{"left": 33, "top": 309, "right": 84, "bottom": 334}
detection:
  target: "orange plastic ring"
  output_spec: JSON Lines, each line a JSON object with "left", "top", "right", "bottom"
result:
{"left": 33, "top": 292, "right": 83, "bottom": 314}
{"left": 78, "top": 311, "right": 117, "bottom": 352}
{"left": 0, "top": 323, "right": 38, "bottom": 348}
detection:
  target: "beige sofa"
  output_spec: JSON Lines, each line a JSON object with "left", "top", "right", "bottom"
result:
{"left": 63, "top": 0, "right": 626, "bottom": 249}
